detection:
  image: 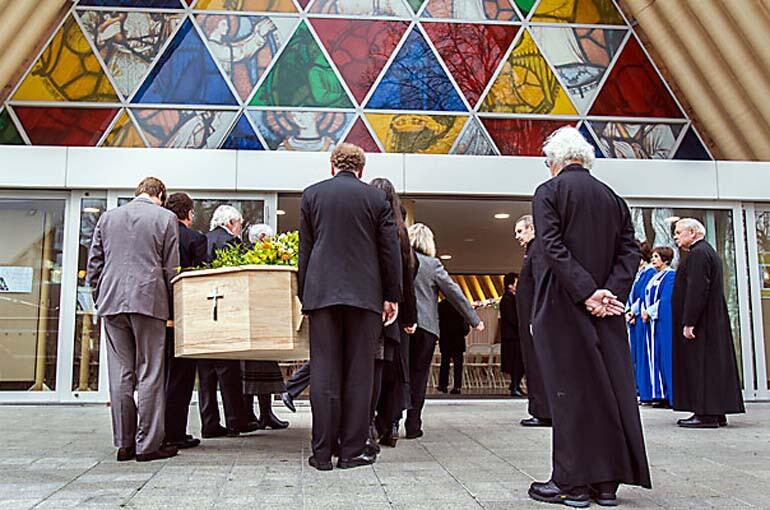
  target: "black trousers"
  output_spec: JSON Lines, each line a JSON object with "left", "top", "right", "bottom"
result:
{"left": 164, "top": 328, "right": 197, "bottom": 443}
{"left": 438, "top": 351, "right": 463, "bottom": 390}
{"left": 370, "top": 359, "right": 384, "bottom": 423}
{"left": 309, "top": 305, "right": 380, "bottom": 462}
{"left": 405, "top": 328, "right": 438, "bottom": 434}
{"left": 197, "top": 359, "right": 244, "bottom": 434}
{"left": 286, "top": 361, "right": 311, "bottom": 399}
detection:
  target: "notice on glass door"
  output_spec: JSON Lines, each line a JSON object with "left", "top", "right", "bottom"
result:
{"left": 0, "top": 266, "right": 34, "bottom": 293}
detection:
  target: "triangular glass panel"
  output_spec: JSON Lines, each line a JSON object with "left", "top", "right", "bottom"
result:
{"left": 406, "top": 0, "right": 426, "bottom": 13}
{"left": 480, "top": 117, "right": 574, "bottom": 156}
{"left": 366, "top": 113, "right": 466, "bottom": 153}
{"left": 344, "top": 117, "right": 380, "bottom": 153}
{"left": 250, "top": 22, "right": 354, "bottom": 108}
{"left": 194, "top": 0, "right": 297, "bottom": 11}
{"left": 0, "top": 108, "right": 25, "bottom": 145}
{"left": 77, "top": 0, "right": 184, "bottom": 7}
{"left": 366, "top": 27, "right": 466, "bottom": 112}
{"left": 248, "top": 110, "right": 354, "bottom": 150}
{"left": 590, "top": 37, "right": 682, "bottom": 118}
{"left": 578, "top": 122, "right": 603, "bottom": 158}
{"left": 132, "top": 109, "right": 238, "bottom": 148}
{"left": 133, "top": 19, "right": 238, "bottom": 105}
{"left": 531, "top": 0, "right": 624, "bottom": 25}
{"left": 451, "top": 117, "right": 496, "bottom": 155}
{"left": 297, "top": 0, "right": 310, "bottom": 8}
{"left": 674, "top": 126, "right": 711, "bottom": 160}
{"left": 530, "top": 26, "right": 625, "bottom": 114}
{"left": 196, "top": 14, "right": 299, "bottom": 102}
{"left": 102, "top": 110, "right": 146, "bottom": 147}
{"left": 423, "top": 22, "right": 518, "bottom": 108}
{"left": 221, "top": 113, "right": 264, "bottom": 150}
{"left": 481, "top": 30, "right": 576, "bottom": 114}
{"left": 78, "top": 10, "right": 184, "bottom": 99}
{"left": 421, "top": 0, "right": 520, "bottom": 21}
{"left": 514, "top": 0, "right": 537, "bottom": 17}
{"left": 14, "top": 106, "right": 119, "bottom": 146}
{"left": 13, "top": 16, "right": 119, "bottom": 102}
{"left": 590, "top": 121, "right": 685, "bottom": 159}
{"left": 311, "top": 18, "right": 409, "bottom": 105}
{"left": 309, "top": 0, "right": 411, "bottom": 17}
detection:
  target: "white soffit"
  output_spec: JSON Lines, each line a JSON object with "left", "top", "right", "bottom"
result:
{"left": 0, "top": 146, "right": 66, "bottom": 188}
{"left": 592, "top": 159, "right": 718, "bottom": 200}
{"left": 716, "top": 161, "right": 770, "bottom": 201}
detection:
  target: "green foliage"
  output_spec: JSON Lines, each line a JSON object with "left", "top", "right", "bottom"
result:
{"left": 210, "top": 231, "right": 299, "bottom": 269}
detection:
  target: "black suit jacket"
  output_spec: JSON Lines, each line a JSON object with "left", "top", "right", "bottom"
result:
{"left": 299, "top": 171, "right": 402, "bottom": 314}
{"left": 206, "top": 226, "right": 242, "bottom": 263}
{"left": 499, "top": 290, "right": 519, "bottom": 342}
{"left": 438, "top": 299, "right": 470, "bottom": 354}
{"left": 179, "top": 223, "right": 207, "bottom": 270}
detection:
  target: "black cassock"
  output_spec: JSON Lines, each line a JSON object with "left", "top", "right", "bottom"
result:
{"left": 671, "top": 240, "right": 744, "bottom": 416}
{"left": 517, "top": 238, "right": 551, "bottom": 421}
{"left": 531, "top": 164, "right": 651, "bottom": 489}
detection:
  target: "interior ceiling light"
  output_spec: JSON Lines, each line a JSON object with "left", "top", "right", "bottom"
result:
{"left": 439, "top": 254, "right": 452, "bottom": 260}
{"left": 494, "top": 213, "right": 510, "bottom": 219}
{"left": 83, "top": 207, "right": 101, "bottom": 214}
{"left": 464, "top": 238, "right": 475, "bottom": 243}
{"left": 276, "top": 209, "right": 286, "bottom": 215}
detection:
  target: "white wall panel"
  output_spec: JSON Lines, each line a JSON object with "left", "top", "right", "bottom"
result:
{"left": 0, "top": 146, "right": 66, "bottom": 188}
{"left": 592, "top": 159, "right": 718, "bottom": 200}
{"left": 716, "top": 161, "right": 770, "bottom": 201}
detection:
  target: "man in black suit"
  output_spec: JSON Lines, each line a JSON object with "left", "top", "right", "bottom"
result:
{"left": 197, "top": 205, "right": 257, "bottom": 438}
{"left": 499, "top": 272, "right": 524, "bottom": 397}
{"left": 299, "top": 143, "right": 402, "bottom": 471}
{"left": 163, "top": 193, "right": 207, "bottom": 449}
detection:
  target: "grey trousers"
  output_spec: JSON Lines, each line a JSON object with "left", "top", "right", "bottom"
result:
{"left": 104, "top": 313, "right": 166, "bottom": 455}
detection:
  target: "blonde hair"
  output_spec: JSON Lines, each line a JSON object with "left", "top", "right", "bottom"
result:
{"left": 331, "top": 142, "right": 366, "bottom": 172}
{"left": 408, "top": 223, "right": 436, "bottom": 258}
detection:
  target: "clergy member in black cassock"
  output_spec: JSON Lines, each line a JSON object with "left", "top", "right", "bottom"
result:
{"left": 499, "top": 273, "right": 524, "bottom": 396}
{"left": 528, "top": 127, "right": 650, "bottom": 507}
{"left": 299, "top": 143, "right": 402, "bottom": 471}
{"left": 163, "top": 193, "right": 207, "bottom": 449}
{"left": 671, "top": 219, "right": 744, "bottom": 428}
{"left": 514, "top": 215, "right": 551, "bottom": 427}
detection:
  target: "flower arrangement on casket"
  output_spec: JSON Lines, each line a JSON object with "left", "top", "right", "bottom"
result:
{"left": 172, "top": 231, "right": 308, "bottom": 361}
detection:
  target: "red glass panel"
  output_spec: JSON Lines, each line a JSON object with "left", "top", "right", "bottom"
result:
{"left": 310, "top": 18, "right": 409, "bottom": 105}
{"left": 344, "top": 117, "right": 380, "bottom": 153}
{"left": 423, "top": 22, "right": 518, "bottom": 107}
{"left": 590, "top": 37, "right": 681, "bottom": 118}
{"left": 297, "top": 0, "right": 310, "bottom": 7}
{"left": 481, "top": 117, "right": 574, "bottom": 156}
{"left": 15, "top": 107, "right": 119, "bottom": 146}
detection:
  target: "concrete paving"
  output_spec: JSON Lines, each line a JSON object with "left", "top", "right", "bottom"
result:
{"left": 0, "top": 401, "right": 768, "bottom": 509}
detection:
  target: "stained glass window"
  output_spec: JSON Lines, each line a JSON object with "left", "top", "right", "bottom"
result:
{"left": 674, "top": 126, "right": 711, "bottom": 161}
{"left": 452, "top": 117, "right": 495, "bottom": 155}
{"left": 14, "top": 107, "right": 119, "bottom": 146}
{"left": 194, "top": 0, "right": 298, "bottom": 11}
{"left": 344, "top": 117, "right": 381, "bottom": 153}
{"left": 0, "top": 109, "right": 24, "bottom": 145}
{"left": 591, "top": 121, "right": 685, "bottom": 159}
{"left": 102, "top": 110, "right": 146, "bottom": 147}
{"left": 248, "top": 110, "right": 354, "bottom": 151}
{"left": 132, "top": 108, "right": 237, "bottom": 148}
{"left": 421, "top": 0, "right": 520, "bottom": 21}
{"left": 310, "top": 0, "right": 412, "bottom": 17}
{"left": 531, "top": 0, "right": 625, "bottom": 25}
{"left": 221, "top": 113, "right": 264, "bottom": 150}
{"left": 367, "top": 113, "right": 466, "bottom": 154}
{"left": 482, "top": 118, "right": 575, "bottom": 156}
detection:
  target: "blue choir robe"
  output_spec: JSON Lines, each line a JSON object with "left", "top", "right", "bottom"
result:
{"left": 627, "top": 265, "right": 656, "bottom": 394}
{"left": 640, "top": 268, "right": 676, "bottom": 403}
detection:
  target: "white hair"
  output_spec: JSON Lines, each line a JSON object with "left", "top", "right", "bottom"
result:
{"left": 210, "top": 205, "right": 243, "bottom": 231}
{"left": 542, "top": 126, "right": 596, "bottom": 170}
{"left": 677, "top": 218, "right": 706, "bottom": 236}
{"left": 516, "top": 214, "right": 533, "bottom": 228}
{"left": 408, "top": 223, "right": 436, "bottom": 258}
{"left": 248, "top": 223, "right": 274, "bottom": 244}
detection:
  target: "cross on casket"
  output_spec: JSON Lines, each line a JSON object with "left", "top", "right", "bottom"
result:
{"left": 207, "top": 287, "right": 224, "bottom": 321}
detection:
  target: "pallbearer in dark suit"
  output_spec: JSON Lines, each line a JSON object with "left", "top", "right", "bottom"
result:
{"left": 163, "top": 193, "right": 207, "bottom": 450}
{"left": 671, "top": 219, "right": 745, "bottom": 428}
{"left": 529, "top": 127, "right": 650, "bottom": 508}
{"left": 437, "top": 299, "right": 469, "bottom": 394}
{"left": 499, "top": 273, "right": 524, "bottom": 397}
{"left": 299, "top": 143, "right": 402, "bottom": 471}
{"left": 514, "top": 215, "right": 551, "bottom": 427}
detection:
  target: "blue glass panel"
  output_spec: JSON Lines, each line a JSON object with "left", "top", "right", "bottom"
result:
{"left": 366, "top": 27, "right": 466, "bottom": 112}
{"left": 222, "top": 114, "right": 263, "bottom": 150}
{"left": 78, "top": 0, "right": 183, "bottom": 7}
{"left": 132, "top": 19, "right": 237, "bottom": 105}
{"left": 674, "top": 126, "right": 711, "bottom": 160}
{"left": 579, "top": 123, "right": 604, "bottom": 158}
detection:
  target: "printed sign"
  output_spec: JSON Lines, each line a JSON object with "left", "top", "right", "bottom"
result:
{"left": 0, "top": 266, "right": 34, "bottom": 293}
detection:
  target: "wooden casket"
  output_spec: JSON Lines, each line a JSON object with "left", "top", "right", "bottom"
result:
{"left": 172, "top": 265, "right": 309, "bottom": 361}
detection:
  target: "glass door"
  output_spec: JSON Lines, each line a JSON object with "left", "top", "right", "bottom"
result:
{"left": 747, "top": 205, "right": 770, "bottom": 399}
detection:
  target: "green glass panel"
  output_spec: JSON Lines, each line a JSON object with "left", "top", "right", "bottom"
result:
{"left": 250, "top": 22, "right": 353, "bottom": 108}
{"left": 406, "top": 0, "right": 425, "bottom": 13}
{"left": 514, "top": 0, "right": 537, "bottom": 15}
{"left": 0, "top": 109, "right": 24, "bottom": 145}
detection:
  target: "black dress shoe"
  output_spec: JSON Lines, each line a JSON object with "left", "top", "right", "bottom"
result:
{"left": 718, "top": 415, "right": 727, "bottom": 427}
{"left": 364, "top": 440, "right": 380, "bottom": 457}
{"left": 226, "top": 429, "right": 241, "bottom": 437}
{"left": 528, "top": 480, "right": 590, "bottom": 508}
{"left": 259, "top": 412, "right": 289, "bottom": 430}
{"left": 521, "top": 417, "right": 552, "bottom": 427}
{"left": 308, "top": 455, "right": 333, "bottom": 471}
{"left": 281, "top": 392, "right": 296, "bottom": 413}
{"left": 404, "top": 430, "right": 423, "bottom": 439}
{"left": 201, "top": 426, "right": 229, "bottom": 439}
{"left": 450, "top": 388, "right": 461, "bottom": 395}
{"left": 436, "top": 386, "right": 448, "bottom": 393}
{"left": 678, "top": 414, "right": 719, "bottom": 429}
{"left": 379, "top": 422, "right": 399, "bottom": 448}
{"left": 337, "top": 452, "right": 376, "bottom": 469}
{"left": 136, "top": 446, "right": 178, "bottom": 462}
{"left": 166, "top": 437, "right": 201, "bottom": 449}
{"left": 117, "top": 447, "right": 135, "bottom": 462}
{"left": 589, "top": 484, "right": 618, "bottom": 507}
{"left": 511, "top": 388, "right": 527, "bottom": 398}
{"left": 240, "top": 421, "right": 263, "bottom": 434}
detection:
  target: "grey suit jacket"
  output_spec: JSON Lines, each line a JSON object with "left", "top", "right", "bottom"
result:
{"left": 414, "top": 252, "right": 480, "bottom": 338}
{"left": 87, "top": 196, "right": 180, "bottom": 321}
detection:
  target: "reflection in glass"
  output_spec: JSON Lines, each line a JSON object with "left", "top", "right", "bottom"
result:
{"left": 72, "top": 199, "right": 107, "bottom": 391}
{"left": 754, "top": 211, "right": 770, "bottom": 389}
{"left": 0, "top": 199, "right": 65, "bottom": 391}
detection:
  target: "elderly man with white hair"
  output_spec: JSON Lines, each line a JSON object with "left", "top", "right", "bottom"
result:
{"left": 528, "top": 126, "right": 651, "bottom": 507}
{"left": 671, "top": 219, "right": 744, "bottom": 428}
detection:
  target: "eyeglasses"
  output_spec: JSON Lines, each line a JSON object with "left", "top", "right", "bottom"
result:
{"left": 544, "top": 160, "right": 551, "bottom": 168}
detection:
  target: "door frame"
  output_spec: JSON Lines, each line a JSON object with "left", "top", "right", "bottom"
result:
{"left": 744, "top": 203, "right": 770, "bottom": 400}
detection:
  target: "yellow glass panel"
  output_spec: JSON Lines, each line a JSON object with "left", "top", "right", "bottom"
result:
{"left": 481, "top": 30, "right": 577, "bottom": 115}
{"left": 531, "top": 0, "right": 624, "bottom": 25}
{"left": 13, "top": 16, "right": 118, "bottom": 102}
{"left": 366, "top": 113, "right": 466, "bottom": 154}
{"left": 194, "top": 0, "right": 297, "bottom": 11}
{"left": 102, "top": 111, "right": 145, "bottom": 148}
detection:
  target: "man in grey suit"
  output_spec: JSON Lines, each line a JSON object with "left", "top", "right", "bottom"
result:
{"left": 87, "top": 177, "right": 180, "bottom": 463}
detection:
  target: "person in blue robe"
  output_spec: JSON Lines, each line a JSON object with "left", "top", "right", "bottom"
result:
{"left": 626, "top": 241, "right": 655, "bottom": 397}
